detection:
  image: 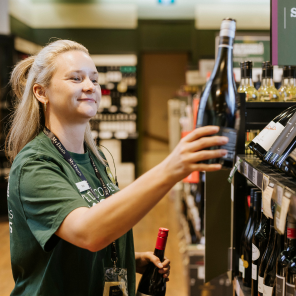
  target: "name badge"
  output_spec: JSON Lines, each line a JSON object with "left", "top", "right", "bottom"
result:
{"left": 76, "top": 180, "right": 90, "bottom": 192}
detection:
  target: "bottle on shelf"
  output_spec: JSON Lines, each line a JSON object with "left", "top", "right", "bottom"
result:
{"left": 258, "top": 62, "right": 266, "bottom": 96}
{"left": 196, "top": 18, "right": 238, "bottom": 168}
{"left": 263, "top": 229, "right": 284, "bottom": 296}
{"left": 239, "top": 188, "right": 260, "bottom": 279}
{"left": 238, "top": 61, "right": 245, "bottom": 93}
{"left": 245, "top": 61, "right": 259, "bottom": 102}
{"left": 288, "top": 66, "right": 296, "bottom": 101}
{"left": 259, "top": 62, "right": 281, "bottom": 102}
{"left": 286, "top": 254, "right": 296, "bottom": 295}
{"left": 264, "top": 110, "right": 296, "bottom": 164}
{"left": 252, "top": 193, "right": 270, "bottom": 296}
{"left": 278, "top": 148, "right": 296, "bottom": 178}
{"left": 137, "top": 228, "right": 169, "bottom": 296}
{"left": 274, "top": 136, "right": 296, "bottom": 169}
{"left": 276, "top": 216, "right": 296, "bottom": 296}
{"left": 258, "top": 206, "right": 275, "bottom": 296}
{"left": 278, "top": 66, "right": 292, "bottom": 101}
{"left": 251, "top": 105, "right": 296, "bottom": 159}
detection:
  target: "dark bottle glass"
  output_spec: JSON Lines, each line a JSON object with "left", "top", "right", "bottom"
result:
{"left": 253, "top": 105, "right": 296, "bottom": 160}
{"left": 279, "top": 148, "right": 296, "bottom": 178}
{"left": 276, "top": 216, "right": 296, "bottom": 296}
{"left": 196, "top": 18, "right": 239, "bottom": 168}
{"left": 258, "top": 206, "right": 275, "bottom": 296}
{"left": 137, "top": 228, "right": 169, "bottom": 296}
{"left": 264, "top": 111, "right": 296, "bottom": 164}
{"left": 286, "top": 255, "right": 296, "bottom": 296}
{"left": 239, "top": 188, "right": 259, "bottom": 279}
{"left": 263, "top": 230, "right": 284, "bottom": 296}
{"left": 243, "top": 191, "right": 262, "bottom": 287}
{"left": 274, "top": 136, "right": 296, "bottom": 169}
{"left": 251, "top": 194, "right": 270, "bottom": 296}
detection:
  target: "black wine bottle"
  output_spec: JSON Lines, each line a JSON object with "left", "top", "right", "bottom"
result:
{"left": 244, "top": 191, "right": 262, "bottom": 287}
{"left": 253, "top": 106, "right": 296, "bottom": 160}
{"left": 137, "top": 228, "right": 169, "bottom": 296}
{"left": 275, "top": 216, "right": 296, "bottom": 296}
{"left": 258, "top": 206, "right": 275, "bottom": 296}
{"left": 264, "top": 111, "right": 296, "bottom": 164}
{"left": 196, "top": 18, "right": 239, "bottom": 168}
{"left": 286, "top": 255, "right": 296, "bottom": 296}
{"left": 274, "top": 136, "right": 296, "bottom": 169}
{"left": 263, "top": 230, "right": 284, "bottom": 296}
{"left": 251, "top": 193, "right": 269, "bottom": 296}
{"left": 239, "top": 188, "right": 259, "bottom": 279}
{"left": 279, "top": 148, "right": 296, "bottom": 178}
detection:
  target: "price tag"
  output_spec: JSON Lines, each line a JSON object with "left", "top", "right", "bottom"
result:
{"left": 228, "top": 158, "right": 243, "bottom": 183}
{"left": 263, "top": 181, "right": 274, "bottom": 218}
{"left": 252, "top": 169, "right": 258, "bottom": 186}
{"left": 244, "top": 162, "right": 249, "bottom": 178}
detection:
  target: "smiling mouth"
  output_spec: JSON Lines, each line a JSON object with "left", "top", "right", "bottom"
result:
{"left": 79, "top": 98, "right": 96, "bottom": 103}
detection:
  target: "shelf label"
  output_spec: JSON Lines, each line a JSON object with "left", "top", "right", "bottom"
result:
{"left": 228, "top": 158, "right": 243, "bottom": 183}
{"left": 252, "top": 169, "right": 257, "bottom": 185}
{"left": 263, "top": 180, "right": 274, "bottom": 219}
{"left": 244, "top": 162, "right": 249, "bottom": 178}
{"left": 275, "top": 188, "right": 291, "bottom": 235}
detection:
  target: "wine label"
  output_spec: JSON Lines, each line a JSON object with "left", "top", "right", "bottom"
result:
{"left": 263, "top": 284, "right": 273, "bottom": 296}
{"left": 136, "top": 292, "right": 153, "bottom": 296}
{"left": 219, "top": 127, "right": 237, "bottom": 161}
{"left": 289, "top": 148, "right": 296, "bottom": 161}
{"left": 286, "top": 282, "right": 295, "bottom": 296}
{"left": 252, "top": 263, "right": 257, "bottom": 280}
{"left": 276, "top": 274, "right": 285, "bottom": 296}
{"left": 253, "top": 121, "right": 276, "bottom": 144}
{"left": 257, "top": 122, "right": 285, "bottom": 151}
{"left": 252, "top": 243, "right": 260, "bottom": 261}
{"left": 239, "top": 258, "right": 245, "bottom": 278}
{"left": 287, "top": 227, "right": 296, "bottom": 239}
{"left": 258, "top": 276, "right": 264, "bottom": 293}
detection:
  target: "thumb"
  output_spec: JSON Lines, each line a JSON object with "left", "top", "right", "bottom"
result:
{"left": 147, "top": 253, "right": 163, "bottom": 269}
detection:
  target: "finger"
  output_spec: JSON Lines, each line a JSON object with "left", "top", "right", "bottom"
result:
{"left": 159, "top": 267, "right": 170, "bottom": 274}
{"left": 190, "top": 163, "right": 223, "bottom": 172}
{"left": 182, "top": 126, "right": 219, "bottom": 142}
{"left": 166, "top": 278, "right": 170, "bottom": 282}
{"left": 147, "top": 253, "right": 163, "bottom": 269}
{"left": 161, "top": 258, "right": 170, "bottom": 268}
{"left": 187, "top": 135, "right": 228, "bottom": 152}
{"left": 189, "top": 149, "right": 228, "bottom": 163}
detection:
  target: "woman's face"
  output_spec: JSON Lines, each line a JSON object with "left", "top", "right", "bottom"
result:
{"left": 46, "top": 50, "right": 101, "bottom": 124}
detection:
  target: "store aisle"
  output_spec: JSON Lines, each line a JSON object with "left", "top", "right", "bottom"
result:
{"left": 133, "top": 194, "right": 187, "bottom": 296}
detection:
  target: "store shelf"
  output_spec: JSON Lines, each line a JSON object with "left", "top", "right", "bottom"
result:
{"left": 236, "top": 155, "right": 296, "bottom": 216}
{"left": 233, "top": 277, "right": 251, "bottom": 296}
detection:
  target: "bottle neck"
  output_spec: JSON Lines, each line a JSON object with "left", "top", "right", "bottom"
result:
{"left": 282, "top": 78, "right": 290, "bottom": 86}
{"left": 154, "top": 248, "right": 165, "bottom": 262}
{"left": 287, "top": 238, "right": 296, "bottom": 248}
{"left": 245, "top": 78, "right": 254, "bottom": 87}
{"left": 266, "top": 78, "right": 275, "bottom": 87}
{"left": 239, "top": 78, "right": 244, "bottom": 87}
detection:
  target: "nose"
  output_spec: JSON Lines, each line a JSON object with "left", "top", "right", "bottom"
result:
{"left": 83, "top": 77, "right": 96, "bottom": 93}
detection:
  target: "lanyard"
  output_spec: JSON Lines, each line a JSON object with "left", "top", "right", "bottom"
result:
{"left": 43, "top": 127, "right": 118, "bottom": 266}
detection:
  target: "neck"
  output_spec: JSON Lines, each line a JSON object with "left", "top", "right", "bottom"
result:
{"left": 45, "top": 115, "right": 87, "bottom": 154}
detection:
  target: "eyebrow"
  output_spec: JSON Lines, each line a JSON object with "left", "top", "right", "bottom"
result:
{"left": 69, "top": 70, "right": 98, "bottom": 75}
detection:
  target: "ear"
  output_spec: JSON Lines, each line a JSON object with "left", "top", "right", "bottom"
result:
{"left": 33, "top": 84, "right": 48, "bottom": 104}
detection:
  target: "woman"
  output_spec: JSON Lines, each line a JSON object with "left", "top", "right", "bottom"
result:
{"left": 6, "top": 40, "right": 228, "bottom": 296}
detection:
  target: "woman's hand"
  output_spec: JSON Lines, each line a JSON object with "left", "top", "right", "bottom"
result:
{"left": 161, "top": 126, "right": 229, "bottom": 183}
{"left": 135, "top": 252, "right": 170, "bottom": 281}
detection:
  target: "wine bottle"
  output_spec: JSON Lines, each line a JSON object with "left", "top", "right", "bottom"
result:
{"left": 279, "top": 66, "right": 292, "bottom": 101}
{"left": 258, "top": 62, "right": 266, "bottom": 97}
{"left": 245, "top": 61, "right": 259, "bottom": 102}
{"left": 196, "top": 18, "right": 239, "bottom": 168}
{"left": 286, "top": 255, "right": 296, "bottom": 296}
{"left": 264, "top": 111, "right": 296, "bottom": 164}
{"left": 252, "top": 105, "right": 296, "bottom": 159}
{"left": 288, "top": 66, "right": 296, "bottom": 102}
{"left": 244, "top": 191, "right": 262, "bottom": 287}
{"left": 260, "top": 62, "right": 281, "bottom": 102}
{"left": 263, "top": 230, "right": 284, "bottom": 296}
{"left": 258, "top": 206, "right": 275, "bottom": 296}
{"left": 238, "top": 61, "right": 245, "bottom": 93}
{"left": 275, "top": 216, "right": 296, "bottom": 296}
{"left": 274, "top": 136, "right": 296, "bottom": 169}
{"left": 252, "top": 193, "right": 270, "bottom": 296}
{"left": 278, "top": 148, "right": 296, "bottom": 178}
{"left": 137, "top": 228, "right": 169, "bottom": 296}
{"left": 239, "top": 188, "right": 260, "bottom": 279}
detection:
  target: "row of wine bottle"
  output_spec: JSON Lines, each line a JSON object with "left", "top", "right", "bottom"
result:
{"left": 238, "top": 62, "right": 296, "bottom": 102}
{"left": 239, "top": 187, "right": 296, "bottom": 296}
{"left": 248, "top": 105, "right": 296, "bottom": 178}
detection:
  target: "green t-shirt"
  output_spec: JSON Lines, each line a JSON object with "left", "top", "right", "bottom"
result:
{"left": 7, "top": 132, "right": 136, "bottom": 296}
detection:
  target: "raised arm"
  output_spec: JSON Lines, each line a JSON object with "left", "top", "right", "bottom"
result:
{"left": 55, "top": 126, "right": 228, "bottom": 252}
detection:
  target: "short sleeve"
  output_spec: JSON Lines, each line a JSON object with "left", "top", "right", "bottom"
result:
{"left": 20, "top": 158, "right": 88, "bottom": 252}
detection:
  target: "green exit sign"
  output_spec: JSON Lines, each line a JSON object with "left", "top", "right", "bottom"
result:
{"left": 272, "top": 0, "right": 296, "bottom": 65}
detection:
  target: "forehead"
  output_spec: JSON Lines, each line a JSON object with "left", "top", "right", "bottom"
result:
{"left": 54, "top": 50, "right": 97, "bottom": 74}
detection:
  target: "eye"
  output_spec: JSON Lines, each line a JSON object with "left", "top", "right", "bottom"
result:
{"left": 71, "top": 77, "right": 81, "bottom": 81}
{"left": 92, "top": 79, "right": 98, "bottom": 84}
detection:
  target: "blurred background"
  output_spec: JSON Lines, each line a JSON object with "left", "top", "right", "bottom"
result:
{"left": 0, "top": 1, "right": 271, "bottom": 295}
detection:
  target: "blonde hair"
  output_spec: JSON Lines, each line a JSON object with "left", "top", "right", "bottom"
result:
{"left": 5, "top": 39, "right": 105, "bottom": 165}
